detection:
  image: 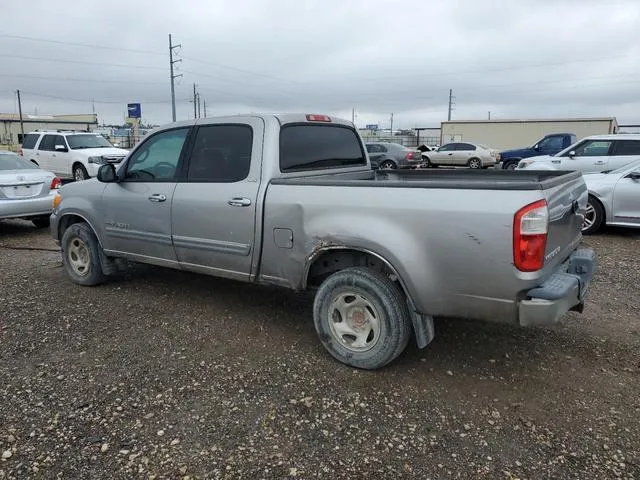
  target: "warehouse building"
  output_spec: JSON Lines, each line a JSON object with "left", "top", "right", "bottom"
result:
{"left": 0, "top": 113, "right": 98, "bottom": 149}
{"left": 440, "top": 117, "right": 618, "bottom": 151}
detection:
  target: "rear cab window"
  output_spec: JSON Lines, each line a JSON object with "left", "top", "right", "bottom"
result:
{"left": 279, "top": 124, "right": 366, "bottom": 172}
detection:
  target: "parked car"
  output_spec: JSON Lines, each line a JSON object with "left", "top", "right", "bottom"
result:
{"left": 51, "top": 113, "right": 594, "bottom": 370}
{"left": 0, "top": 151, "right": 60, "bottom": 228}
{"left": 364, "top": 142, "right": 422, "bottom": 169}
{"left": 582, "top": 158, "right": 640, "bottom": 234}
{"left": 497, "top": 133, "right": 576, "bottom": 170}
{"left": 422, "top": 142, "right": 497, "bottom": 168}
{"left": 21, "top": 131, "right": 130, "bottom": 181}
{"left": 517, "top": 134, "right": 640, "bottom": 173}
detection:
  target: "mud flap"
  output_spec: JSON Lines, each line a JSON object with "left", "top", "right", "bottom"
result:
{"left": 412, "top": 312, "right": 435, "bottom": 349}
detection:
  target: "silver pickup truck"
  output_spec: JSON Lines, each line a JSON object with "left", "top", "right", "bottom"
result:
{"left": 50, "top": 114, "right": 595, "bottom": 369}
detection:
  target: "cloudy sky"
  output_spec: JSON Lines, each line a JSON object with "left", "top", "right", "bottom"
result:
{"left": 1, "top": 0, "right": 640, "bottom": 129}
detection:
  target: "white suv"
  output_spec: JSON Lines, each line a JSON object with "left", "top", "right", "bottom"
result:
{"left": 517, "top": 134, "right": 640, "bottom": 173}
{"left": 21, "top": 131, "right": 130, "bottom": 181}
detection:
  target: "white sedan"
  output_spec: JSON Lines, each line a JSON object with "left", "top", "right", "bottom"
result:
{"left": 582, "top": 158, "right": 640, "bottom": 234}
{"left": 0, "top": 151, "right": 60, "bottom": 228}
{"left": 423, "top": 142, "right": 497, "bottom": 168}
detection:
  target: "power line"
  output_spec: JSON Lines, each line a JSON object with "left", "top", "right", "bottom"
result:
{"left": 0, "top": 33, "right": 165, "bottom": 56}
{"left": 0, "top": 53, "right": 165, "bottom": 71}
{"left": 0, "top": 73, "right": 165, "bottom": 85}
{"left": 18, "top": 90, "right": 190, "bottom": 105}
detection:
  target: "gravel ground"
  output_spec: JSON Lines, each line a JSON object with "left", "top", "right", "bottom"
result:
{"left": 0, "top": 220, "right": 638, "bottom": 479}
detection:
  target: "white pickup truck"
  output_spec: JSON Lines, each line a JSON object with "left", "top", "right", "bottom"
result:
{"left": 50, "top": 114, "right": 596, "bottom": 369}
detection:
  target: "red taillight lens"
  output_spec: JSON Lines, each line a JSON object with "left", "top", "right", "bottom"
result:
{"left": 306, "top": 114, "right": 331, "bottom": 122}
{"left": 513, "top": 199, "right": 548, "bottom": 272}
{"left": 406, "top": 152, "right": 415, "bottom": 160}
{"left": 50, "top": 177, "right": 61, "bottom": 190}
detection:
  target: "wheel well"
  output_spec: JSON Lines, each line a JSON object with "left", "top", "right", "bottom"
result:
{"left": 72, "top": 162, "right": 85, "bottom": 171}
{"left": 307, "top": 249, "right": 399, "bottom": 290}
{"left": 57, "top": 214, "right": 88, "bottom": 241}
{"left": 588, "top": 194, "right": 606, "bottom": 221}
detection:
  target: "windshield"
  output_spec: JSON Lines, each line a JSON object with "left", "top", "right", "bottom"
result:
{"left": 67, "top": 134, "right": 114, "bottom": 149}
{"left": 0, "top": 153, "right": 39, "bottom": 170}
{"left": 607, "top": 159, "right": 640, "bottom": 175}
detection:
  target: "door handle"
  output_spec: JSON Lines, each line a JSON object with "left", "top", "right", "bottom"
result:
{"left": 594, "top": 161, "right": 606, "bottom": 165}
{"left": 228, "top": 197, "right": 251, "bottom": 207}
{"left": 448, "top": 153, "right": 453, "bottom": 156}
{"left": 148, "top": 194, "right": 167, "bottom": 202}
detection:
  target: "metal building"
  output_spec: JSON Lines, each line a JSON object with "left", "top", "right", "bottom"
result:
{"left": 440, "top": 117, "right": 618, "bottom": 150}
{"left": 0, "top": 113, "right": 98, "bottom": 150}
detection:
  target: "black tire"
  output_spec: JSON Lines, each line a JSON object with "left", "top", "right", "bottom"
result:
{"left": 32, "top": 216, "right": 50, "bottom": 228}
{"left": 582, "top": 195, "right": 605, "bottom": 235}
{"left": 61, "top": 223, "right": 107, "bottom": 286}
{"left": 380, "top": 160, "right": 397, "bottom": 170}
{"left": 422, "top": 156, "right": 432, "bottom": 167}
{"left": 504, "top": 161, "right": 519, "bottom": 170}
{"left": 73, "top": 164, "right": 89, "bottom": 181}
{"left": 313, "top": 267, "right": 412, "bottom": 370}
{"left": 467, "top": 158, "right": 482, "bottom": 169}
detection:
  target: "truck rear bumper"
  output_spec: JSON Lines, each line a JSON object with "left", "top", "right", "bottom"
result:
{"left": 518, "top": 248, "right": 596, "bottom": 327}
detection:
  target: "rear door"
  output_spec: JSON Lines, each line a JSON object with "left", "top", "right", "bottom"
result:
{"left": 35, "top": 134, "right": 56, "bottom": 171}
{"left": 609, "top": 139, "right": 640, "bottom": 170}
{"left": 612, "top": 167, "right": 640, "bottom": 226}
{"left": 366, "top": 144, "right": 384, "bottom": 166}
{"left": 455, "top": 143, "right": 476, "bottom": 165}
{"left": 171, "top": 118, "right": 263, "bottom": 280}
{"left": 49, "top": 135, "right": 69, "bottom": 175}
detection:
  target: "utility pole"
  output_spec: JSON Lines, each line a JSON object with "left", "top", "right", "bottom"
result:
{"left": 351, "top": 108, "right": 355, "bottom": 123}
{"left": 16, "top": 90, "right": 24, "bottom": 144}
{"left": 488, "top": 111, "right": 491, "bottom": 120}
{"left": 390, "top": 113, "right": 394, "bottom": 136}
{"left": 447, "top": 89, "right": 455, "bottom": 121}
{"left": 203, "top": 99, "right": 207, "bottom": 118}
{"left": 197, "top": 93, "right": 201, "bottom": 118}
{"left": 168, "top": 34, "right": 182, "bottom": 122}
{"left": 192, "top": 83, "right": 198, "bottom": 119}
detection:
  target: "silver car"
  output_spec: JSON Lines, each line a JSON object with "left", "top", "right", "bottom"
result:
{"left": 582, "top": 158, "right": 640, "bottom": 234}
{"left": 423, "top": 142, "right": 497, "bottom": 168}
{"left": 365, "top": 142, "right": 422, "bottom": 169}
{"left": 0, "top": 151, "right": 60, "bottom": 228}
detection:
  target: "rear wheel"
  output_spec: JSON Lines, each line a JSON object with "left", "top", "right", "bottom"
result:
{"left": 61, "top": 223, "right": 107, "bottom": 286}
{"left": 380, "top": 160, "right": 397, "bottom": 170}
{"left": 32, "top": 216, "right": 50, "bottom": 228}
{"left": 73, "top": 164, "right": 89, "bottom": 181}
{"left": 468, "top": 158, "right": 482, "bottom": 169}
{"left": 582, "top": 195, "right": 605, "bottom": 235}
{"left": 313, "top": 267, "right": 412, "bottom": 370}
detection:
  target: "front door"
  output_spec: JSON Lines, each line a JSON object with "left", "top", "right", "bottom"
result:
{"left": 553, "top": 138, "right": 613, "bottom": 173}
{"left": 171, "top": 118, "right": 264, "bottom": 281}
{"left": 100, "top": 127, "right": 191, "bottom": 266}
{"left": 432, "top": 143, "right": 456, "bottom": 165}
{"left": 612, "top": 168, "right": 640, "bottom": 226}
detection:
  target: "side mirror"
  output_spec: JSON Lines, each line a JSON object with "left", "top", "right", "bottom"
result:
{"left": 97, "top": 163, "right": 118, "bottom": 183}
{"left": 113, "top": 143, "right": 120, "bottom": 148}
{"left": 568, "top": 150, "right": 576, "bottom": 158}
{"left": 628, "top": 171, "right": 640, "bottom": 180}
{"left": 533, "top": 145, "right": 540, "bottom": 151}
{"left": 55, "top": 144, "right": 68, "bottom": 152}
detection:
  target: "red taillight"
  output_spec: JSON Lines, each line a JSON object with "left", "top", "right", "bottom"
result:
{"left": 50, "top": 177, "right": 62, "bottom": 190}
{"left": 306, "top": 114, "right": 331, "bottom": 122}
{"left": 406, "top": 152, "right": 415, "bottom": 160}
{"left": 513, "top": 199, "right": 549, "bottom": 272}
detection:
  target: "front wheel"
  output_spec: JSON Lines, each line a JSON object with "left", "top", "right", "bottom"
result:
{"left": 73, "top": 164, "right": 89, "bottom": 181}
{"left": 582, "top": 196, "right": 605, "bottom": 235}
{"left": 467, "top": 158, "right": 482, "bottom": 169}
{"left": 313, "top": 267, "right": 412, "bottom": 370}
{"left": 505, "top": 161, "right": 519, "bottom": 170}
{"left": 61, "top": 223, "right": 107, "bottom": 286}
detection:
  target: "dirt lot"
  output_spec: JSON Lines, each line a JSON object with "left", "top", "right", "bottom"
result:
{"left": 0, "top": 220, "right": 638, "bottom": 479}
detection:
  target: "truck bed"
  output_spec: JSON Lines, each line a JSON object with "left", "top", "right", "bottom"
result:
{"left": 271, "top": 168, "right": 582, "bottom": 191}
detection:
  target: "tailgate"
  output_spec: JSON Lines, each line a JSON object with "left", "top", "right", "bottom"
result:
{"left": 541, "top": 173, "right": 587, "bottom": 269}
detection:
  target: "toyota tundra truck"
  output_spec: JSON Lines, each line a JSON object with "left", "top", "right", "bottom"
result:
{"left": 50, "top": 114, "right": 596, "bottom": 370}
